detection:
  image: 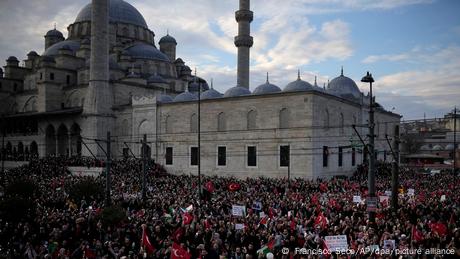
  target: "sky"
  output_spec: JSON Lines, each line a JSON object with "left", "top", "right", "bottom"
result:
{"left": 0, "top": 0, "right": 459, "bottom": 120}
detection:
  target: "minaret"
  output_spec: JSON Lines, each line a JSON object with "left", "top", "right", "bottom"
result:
{"left": 234, "top": 0, "right": 253, "bottom": 89}
{"left": 82, "top": 0, "right": 114, "bottom": 157}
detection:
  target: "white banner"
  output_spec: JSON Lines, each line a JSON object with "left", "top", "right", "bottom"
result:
{"left": 325, "top": 235, "right": 348, "bottom": 252}
{"left": 353, "top": 195, "right": 362, "bottom": 203}
{"left": 232, "top": 205, "right": 246, "bottom": 217}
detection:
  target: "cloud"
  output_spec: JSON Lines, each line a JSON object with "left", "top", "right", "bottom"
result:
{"left": 369, "top": 45, "right": 460, "bottom": 118}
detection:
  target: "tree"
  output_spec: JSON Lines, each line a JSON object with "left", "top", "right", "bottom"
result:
{"left": 400, "top": 132, "right": 423, "bottom": 155}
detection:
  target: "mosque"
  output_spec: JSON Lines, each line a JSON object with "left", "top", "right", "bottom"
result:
{"left": 0, "top": 0, "right": 400, "bottom": 178}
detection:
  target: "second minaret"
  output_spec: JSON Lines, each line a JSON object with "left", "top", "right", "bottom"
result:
{"left": 234, "top": 0, "right": 253, "bottom": 89}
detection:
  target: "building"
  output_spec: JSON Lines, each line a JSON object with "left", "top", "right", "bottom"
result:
{"left": 0, "top": 0, "right": 400, "bottom": 178}
{"left": 401, "top": 109, "right": 459, "bottom": 168}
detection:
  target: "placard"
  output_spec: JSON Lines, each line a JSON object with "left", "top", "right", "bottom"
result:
{"left": 252, "top": 201, "right": 262, "bottom": 211}
{"left": 440, "top": 195, "right": 446, "bottom": 202}
{"left": 324, "top": 235, "right": 348, "bottom": 252}
{"left": 353, "top": 195, "right": 362, "bottom": 203}
{"left": 384, "top": 190, "right": 392, "bottom": 196}
{"left": 232, "top": 205, "right": 246, "bottom": 217}
{"left": 407, "top": 189, "right": 415, "bottom": 196}
{"left": 235, "top": 223, "right": 245, "bottom": 230}
{"left": 383, "top": 240, "right": 396, "bottom": 249}
{"left": 366, "top": 197, "right": 378, "bottom": 212}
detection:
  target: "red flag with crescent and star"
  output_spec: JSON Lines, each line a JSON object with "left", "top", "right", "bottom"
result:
{"left": 182, "top": 212, "right": 193, "bottom": 225}
{"left": 171, "top": 242, "right": 191, "bottom": 259}
{"left": 228, "top": 182, "right": 241, "bottom": 191}
{"left": 141, "top": 225, "right": 155, "bottom": 254}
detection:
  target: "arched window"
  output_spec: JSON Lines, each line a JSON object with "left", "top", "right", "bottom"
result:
{"left": 247, "top": 110, "right": 257, "bottom": 130}
{"left": 217, "top": 112, "right": 226, "bottom": 132}
{"left": 340, "top": 113, "right": 344, "bottom": 134}
{"left": 165, "top": 115, "right": 172, "bottom": 134}
{"left": 190, "top": 113, "right": 197, "bottom": 133}
{"left": 279, "top": 108, "right": 289, "bottom": 128}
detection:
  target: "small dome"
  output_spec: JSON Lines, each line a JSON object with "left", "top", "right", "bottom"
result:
{"left": 174, "top": 58, "right": 184, "bottom": 64}
{"left": 432, "top": 145, "right": 443, "bottom": 151}
{"left": 188, "top": 77, "right": 209, "bottom": 92}
{"left": 328, "top": 69, "right": 361, "bottom": 99}
{"left": 201, "top": 88, "right": 223, "bottom": 100}
{"left": 420, "top": 145, "right": 431, "bottom": 151}
{"left": 45, "top": 29, "right": 64, "bottom": 38}
{"left": 123, "top": 43, "right": 169, "bottom": 62}
{"left": 173, "top": 91, "right": 197, "bottom": 102}
{"left": 156, "top": 94, "right": 173, "bottom": 103}
{"left": 224, "top": 86, "right": 251, "bottom": 97}
{"left": 254, "top": 74, "right": 281, "bottom": 95}
{"left": 147, "top": 74, "right": 167, "bottom": 84}
{"left": 284, "top": 72, "right": 314, "bottom": 92}
{"left": 445, "top": 144, "right": 454, "bottom": 150}
{"left": 7, "top": 56, "right": 19, "bottom": 62}
{"left": 159, "top": 34, "right": 177, "bottom": 45}
{"left": 75, "top": 0, "right": 148, "bottom": 28}
{"left": 43, "top": 40, "right": 80, "bottom": 56}
{"left": 27, "top": 51, "right": 39, "bottom": 57}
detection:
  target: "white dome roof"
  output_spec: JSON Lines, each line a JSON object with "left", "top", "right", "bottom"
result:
{"left": 224, "top": 86, "right": 251, "bottom": 97}
{"left": 173, "top": 91, "right": 197, "bottom": 102}
{"left": 327, "top": 69, "right": 361, "bottom": 99}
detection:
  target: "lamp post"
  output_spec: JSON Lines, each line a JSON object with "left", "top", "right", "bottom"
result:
{"left": 361, "top": 71, "right": 376, "bottom": 223}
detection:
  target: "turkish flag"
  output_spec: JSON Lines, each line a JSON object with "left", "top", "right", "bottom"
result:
{"left": 429, "top": 222, "right": 447, "bottom": 237}
{"left": 171, "top": 227, "right": 184, "bottom": 243}
{"left": 205, "top": 181, "right": 215, "bottom": 193}
{"left": 182, "top": 212, "right": 193, "bottom": 225}
{"left": 412, "top": 225, "right": 424, "bottom": 242}
{"left": 314, "top": 212, "right": 328, "bottom": 229}
{"left": 142, "top": 226, "right": 155, "bottom": 254}
{"left": 267, "top": 239, "right": 275, "bottom": 250}
{"left": 228, "top": 182, "right": 241, "bottom": 191}
{"left": 171, "top": 242, "right": 191, "bottom": 259}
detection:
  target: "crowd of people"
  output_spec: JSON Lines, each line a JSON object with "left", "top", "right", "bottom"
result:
{"left": 0, "top": 157, "right": 459, "bottom": 259}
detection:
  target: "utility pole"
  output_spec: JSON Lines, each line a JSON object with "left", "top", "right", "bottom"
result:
{"left": 391, "top": 125, "right": 400, "bottom": 211}
{"left": 105, "top": 131, "right": 111, "bottom": 206}
{"left": 142, "top": 134, "right": 147, "bottom": 201}
{"left": 453, "top": 107, "right": 457, "bottom": 175}
{"left": 1, "top": 115, "right": 5, "bottom": 187}
{"left": 361, "top": 71, "right": 376, "bottom": 223}
{"left": 195, "top": 70, "right": 202, "bottom": 200}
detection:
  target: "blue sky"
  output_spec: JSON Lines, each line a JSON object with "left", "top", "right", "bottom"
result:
{"left": 0, "top": 0, "right": 459, "bottom": 120}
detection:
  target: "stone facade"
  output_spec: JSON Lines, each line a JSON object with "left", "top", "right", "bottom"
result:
{"left": 0, "top": 0, "right": 400, "bottom": 179}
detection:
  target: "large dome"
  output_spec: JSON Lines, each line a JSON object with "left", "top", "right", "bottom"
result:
{"left": 75, "top": 0, "right": 148, "bottom": 28}
{"left": 123, "top": 43, "right": 170, "bottom": 61}
{"left": 224, "top": 86, "right": 251, "bottom": 98}
{"left": 327, "top": 70, "right": 361, "bottom": 99}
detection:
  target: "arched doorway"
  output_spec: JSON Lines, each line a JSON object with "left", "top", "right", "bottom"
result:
{"left": 6, "top": 142, "right": 12, "bottom": 159}
{"left": 46, "top": 125, "right": 56, "bottom": 155}
{"left": 70, "top": 123, "right": 82, "bottom": 156}
{"left": 17, "top": 142, "right": 24, "bottom": 160}
{"left": 57, "top": 124, "right": 69, "bottom": 156}
{"left": 30, "top": 141, "right": 38, "bottom": 157}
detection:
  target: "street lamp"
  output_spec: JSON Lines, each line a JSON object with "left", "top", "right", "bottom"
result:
{"left": 361, "top": 71, "right": 376, "bottom": 224}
